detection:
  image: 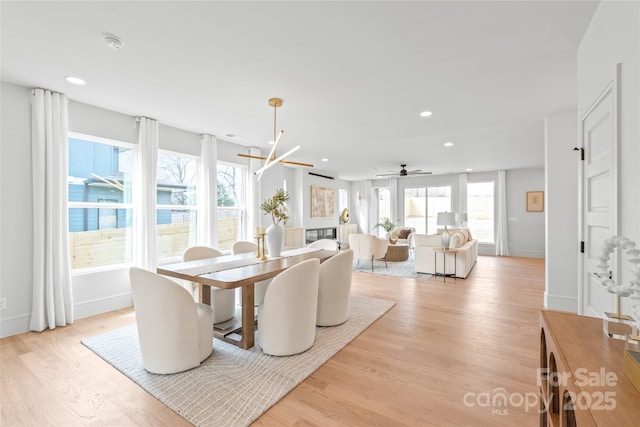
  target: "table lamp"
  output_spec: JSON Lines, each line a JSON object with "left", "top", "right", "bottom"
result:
{"left": 437, "top": 212, "right": 457, "bottom": 249}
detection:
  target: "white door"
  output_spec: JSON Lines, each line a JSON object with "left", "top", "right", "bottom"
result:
{"left": 580, "top": 71, "right": 619, "bottom": 318}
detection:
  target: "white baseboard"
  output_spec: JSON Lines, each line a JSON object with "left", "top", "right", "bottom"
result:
{"left": 510, "top": 249, "right": 545, "bottom": 258}
{"left": 0, "top": 312, "right": 31, "bottom": 338}
{"left": 0, "top": 293, "right": 133, "bottom": 338}
{"left": 544, "top": 292, "right": 578, "bottom": 313}
{"left": 74, "top": 292, "right": 133, "bottom": 320}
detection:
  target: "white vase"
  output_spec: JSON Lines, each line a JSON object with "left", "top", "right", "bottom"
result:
{"left": 265, "top": 223, "right": 284, "bottom": 257}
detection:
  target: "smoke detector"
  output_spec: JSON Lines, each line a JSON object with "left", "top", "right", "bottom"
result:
{"left": 103, "top": 34, "right": 124, "bottom": 50}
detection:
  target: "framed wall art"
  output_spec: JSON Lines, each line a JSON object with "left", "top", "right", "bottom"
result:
{"left": 527, "top": 191, "right": 544, "bottom": 212}
{"left": 311, "top": 185, "right": 335, "bottom": 218}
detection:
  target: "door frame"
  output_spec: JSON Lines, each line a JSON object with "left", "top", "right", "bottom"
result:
{"left": 578, "top": 63, "right": 621, "bottom": 316}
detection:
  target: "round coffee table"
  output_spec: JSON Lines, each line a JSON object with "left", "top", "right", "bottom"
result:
{"left": 386, "top": 243, "right": 409, "bottom": 262}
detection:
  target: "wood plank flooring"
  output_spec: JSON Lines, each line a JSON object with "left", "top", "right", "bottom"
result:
{"left": 1, "top": 255, "right": 545, "bottom": 426}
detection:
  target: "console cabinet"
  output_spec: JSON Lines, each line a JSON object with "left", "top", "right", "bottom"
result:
{"left": 539, "top": 310, "right": 640, "bottom": 426}
{"left": 338, "top": 224, "right": 357, "bottom": 245}
{"left": 284, "top": 227, "right": 304, "bottom": 249}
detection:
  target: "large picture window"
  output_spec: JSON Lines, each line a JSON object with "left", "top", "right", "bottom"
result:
{"left": 217, "top": 162, "right": 246, "bottom": 251}
{"left": 156, "top": 150, "right": 198, "bottom": 260}
{"left": 68, "top": 133, "right": 134, "bottom": 270}
{"left": 404, "top": 186, "right": 451, "bottom": 234}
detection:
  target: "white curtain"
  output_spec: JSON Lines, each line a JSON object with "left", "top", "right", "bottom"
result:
{"left": 363, "top": 180, "right": 373, "bottom": 233}
{"left": 133, "top": 117, "right": 159, "bottom": 270}
{"left": 198, "top": 134, "right": 218, "bottom": 246}
{"left": 495, "top": 170, "right": 510, "bottom": 256}
{"left": 30, "top": 88, "right": 73, "bottom": 331}
{"left": 390, "top": 178, "right": 398, "bottom": 225}
{"left": 458, "top": 173, "right": 468, "bottom": 224}
{"left": 247, "top": 147, "right": 262, "bottom": 234}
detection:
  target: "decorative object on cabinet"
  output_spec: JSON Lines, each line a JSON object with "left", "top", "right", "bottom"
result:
{"left": 311, "top": 185, "right": 335, "bottom": 218}
{"left": 341, "top": 208, "right": 350, "bottom": 224}
{"left": 595, "top": 235, "right": 640, "bottom": 340}
{"left": 526, "top": 190, "right": 544, "bottom": 212}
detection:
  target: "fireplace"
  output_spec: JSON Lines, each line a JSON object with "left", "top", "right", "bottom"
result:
{"left": 305, "top": 227, "right": 337, "bottom": 244}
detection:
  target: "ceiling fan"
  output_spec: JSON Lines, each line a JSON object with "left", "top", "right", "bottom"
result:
{"left": 376, "top": 164, "right": 432, "bottom": 178}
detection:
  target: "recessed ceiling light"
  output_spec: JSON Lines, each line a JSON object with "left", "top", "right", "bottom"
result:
{"left": 419, "top": 111, "right": 433, "bottom": 117}
{"left": 444, "top": 142, "right": 454, "bottom": 147}
{"left": 65, "top": 76, "right": 86, "bottom": 85}
{"left": 104, "top": 34, "right": 124, "bottom": 50}
{"left": 321, "top": 158, "right": 328, "bottom": 162}
{"left": 466, "top": 168, "right": 473, "bottom": 172}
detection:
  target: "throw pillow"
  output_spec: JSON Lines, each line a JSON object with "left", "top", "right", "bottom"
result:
{"left": 398, "top": 229, "right": 411, "bottom": 239}
{"left": 449, "top": 232, "right": 465, "bottom": 248}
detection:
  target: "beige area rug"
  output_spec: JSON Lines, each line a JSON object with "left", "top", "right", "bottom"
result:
{"left": 82, "top": 294, "right": 395, "bottom": 427}
{"left": 352, "top": 255, "right": 432, "bottom": 281}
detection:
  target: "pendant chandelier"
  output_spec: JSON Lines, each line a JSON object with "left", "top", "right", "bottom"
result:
{"left": 237, "top": 98, "right": 313, "bottom": 181}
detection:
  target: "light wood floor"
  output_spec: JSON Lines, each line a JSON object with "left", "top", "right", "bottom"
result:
{"left": 1, "top": 255, "right": 545, "bottom": 426}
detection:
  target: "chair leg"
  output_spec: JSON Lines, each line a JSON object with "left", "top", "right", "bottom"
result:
{"left": 371, "top": 255, "right": 374, "bottom": 272}
{"left": 384, "top": 255, "right": 388, "bottom": 269}
{"left": 357, "top": 259, "right": 360, "bottom": 266}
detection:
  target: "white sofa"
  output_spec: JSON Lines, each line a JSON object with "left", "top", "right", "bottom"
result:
{"left": 414, "top": 229, "right": 477, "bottom": 278}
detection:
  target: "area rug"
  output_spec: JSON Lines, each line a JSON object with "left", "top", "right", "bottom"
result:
{"left": 352, "top": 255, "right": 432, "bottom": 281}
{"left": 82, "top": 294, "right": 395, "bottom": 427}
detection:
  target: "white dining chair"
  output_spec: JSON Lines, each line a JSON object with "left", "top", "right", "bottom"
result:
{"left": 231, "top": 240, "right": 271, "bottom": 306}
{"left": 130, "top": 267, "right": 213, "bottom": 374}
{"left": 183, "top": 246, "right": 236, "bottom": 324}
{"left": 317, "top": 249, "right": 353, "bottom": 326}
{"left": 258, "top": 258, "right": 320, "bottom": 356}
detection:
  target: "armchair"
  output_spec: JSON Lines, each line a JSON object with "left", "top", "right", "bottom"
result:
{"left": 348, "top": 234, "right": 389, "bottom": 272}
{"left": 130, "top": 267, "right": 213, "bottom": 374}
{"left": 258, "top": 258, "right": 320, "bottom": 356}
{"left": 183, "top": 246, "right": 236, "bottom": 324}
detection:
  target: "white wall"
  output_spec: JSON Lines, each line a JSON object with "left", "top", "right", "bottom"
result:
{"left": 544, "top": 110, "right": 579, "bottom": 312}
{"left": 1, "top": 83, "right": 34, "bottom": 336}
{"left": 577, "top": 0, "right": 640, "bottom": 316}
{"left": 505, "top": 168, "right": 546, "bottom": 258}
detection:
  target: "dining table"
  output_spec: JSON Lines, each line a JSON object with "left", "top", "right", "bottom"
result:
{"left": 157, "top": 247, "right": 337, "bottom": 350}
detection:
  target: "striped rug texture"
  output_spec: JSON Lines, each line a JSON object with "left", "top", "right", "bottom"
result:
{"left": 352, "top": 255, "right": 432, "bottom": 281}
{"left": 82, "top": 294, "right": 395, "bottom": 427}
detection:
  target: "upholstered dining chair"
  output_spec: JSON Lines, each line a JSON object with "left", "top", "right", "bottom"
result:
{"left": 231, "top": 240, "right": 270, "bottom": 306}
{"left": 317, "top": 249, "right": 353, "bottom": 326}
{"left": 129, "top": 267, "right": 213, "bottom": 374}
{"left": 183, "top": 246, "right": 236, "bottom": 324}
{"left": 258, "top": 258, "right": 320, "bottom": 356}
{"left": 348, "top": 234, "right": 389, "bottom": 272}
{"left": 308, "top": 239, "right": 339, "bottom": 251}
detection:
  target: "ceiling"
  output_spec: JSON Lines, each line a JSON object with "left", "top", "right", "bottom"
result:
{"left": 0, "top": 1, "right": 598, "bottom": 181}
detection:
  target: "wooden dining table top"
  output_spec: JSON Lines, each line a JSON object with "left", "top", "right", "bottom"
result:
{"left": 157, "top": 247, "right": 337, "bottom": 288}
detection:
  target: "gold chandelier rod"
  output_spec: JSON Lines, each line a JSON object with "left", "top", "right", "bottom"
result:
{"left": 237, "top": 97, "right": 314, "bottom": 169}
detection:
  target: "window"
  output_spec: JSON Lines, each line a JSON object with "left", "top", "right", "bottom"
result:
{"left": 427, "top": 186, "right": 451, "bottom": 234}
{"left": 404, "top": 187, "right": 426, "bottom": 234}
{"left": 338, "top": 188, "right": 348, "bottom": 214}
{"left": 467, "top": 182, "right": 494, "bottom": 243}
{"left": 156, "top": 150, "right": 198, "bottom": 260}
{"left": 217, "top": 162, "right": 246, "bottom": 251}
{"left": 404, "top": 186, "right": 451, "bottom": 234}
{"left": 68, "top": 134, "right": 134, "bottom": 270}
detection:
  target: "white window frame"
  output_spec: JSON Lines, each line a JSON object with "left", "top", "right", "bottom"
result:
{"left": 68, "top": 131, "right": 136, "bottom": 274}
{"left": 156, "top": 148, "right": 199, "bottom": 263}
